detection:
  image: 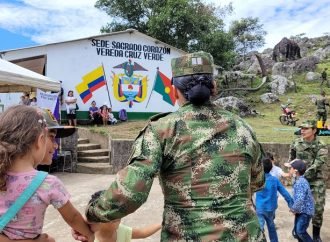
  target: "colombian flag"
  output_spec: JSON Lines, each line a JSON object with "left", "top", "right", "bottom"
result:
{"left": 153, "top": 70, "right": 176, "bottom": 106}
{"left": 76, "top": 82, "right": 92, "bottom": 103}
{"left": 75, "top": 66, "right": 106, "bottom": 103}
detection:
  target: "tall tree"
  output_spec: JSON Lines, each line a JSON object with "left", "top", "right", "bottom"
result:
{"left": 229, "top": 17, "right": 266, "bottom": 59}
{"left": 95, "top": 0, "right": 235, "bottom": 68}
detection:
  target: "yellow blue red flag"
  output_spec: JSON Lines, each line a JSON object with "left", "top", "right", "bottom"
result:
{"left": 75, "top": 66, "right": 106, "bottom": 103}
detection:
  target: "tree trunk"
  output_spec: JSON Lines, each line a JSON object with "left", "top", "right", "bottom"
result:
{"left": 255, "top": 54, "right": 267, "bottom": 77}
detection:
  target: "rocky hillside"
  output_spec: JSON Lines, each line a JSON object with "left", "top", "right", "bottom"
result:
{"left": 214, "top": 35, "right": 330, "bottom": 117}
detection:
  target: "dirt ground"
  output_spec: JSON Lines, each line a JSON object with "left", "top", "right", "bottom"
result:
{"left": 43, "top": 173, "right": 330, "bottom": 241}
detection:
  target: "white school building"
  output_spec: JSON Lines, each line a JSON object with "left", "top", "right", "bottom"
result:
{"left": 0, "top": 29, "right": 187, "bottom": 120}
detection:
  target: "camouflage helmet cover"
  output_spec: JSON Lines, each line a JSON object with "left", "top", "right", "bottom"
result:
{"left": 171, "top": 51, "right": 214, "bottom": 78}
{"left": 299, "top": 120, "right": 317, "bottom": 128}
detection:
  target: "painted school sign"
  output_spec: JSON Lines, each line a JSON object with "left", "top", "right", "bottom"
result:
{"left": 0, "top": 29, "right": 186, "bottom": 119}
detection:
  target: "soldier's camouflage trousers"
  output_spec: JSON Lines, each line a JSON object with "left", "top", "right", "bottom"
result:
{"left": 316, "top": 111, "right": 327, "bottom": 123}
{"left": 310, "top": 180, "right": 326, "bottom": 228}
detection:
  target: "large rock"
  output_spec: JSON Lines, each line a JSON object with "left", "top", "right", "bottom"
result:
{"left": 293, "top": 56, "right": 320, "bottom": 73}
{"left": 269, "top": 75, "right": 295, "bottom": 95}
{"left": 313, "top": 46, "right": 330, "bottom": 61}
{"left": 273, "top": 37, "right": 301, "bottom": 62}
{"left": 235, "top": 53, "right": 275, "bottom": 75}
{"left": 272, "top": 56, "right": 320, "bottom": 78}
{"left": 260, "top": 93, "right": 279, "bottom": 104}
{"left": 305, "top": 72, "right": 321, "bottom": 82}
{"left": 214, "top": 96, "right": 253, "bottom": 117}
{"left": 272, "top": 62, "right": 295, "bottom": 78}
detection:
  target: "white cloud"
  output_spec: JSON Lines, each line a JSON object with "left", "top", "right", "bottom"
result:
{"left": 22, "top": 0, "right": 94, "bottom": 10}
{"left": 218, "top": 0, "right": 330, "bottom": 49}
{"left": 0, "top": 0, "right": 329, "bottom": 50}
{"left": 0, "top": 0, "right": 109, "bottom": 44}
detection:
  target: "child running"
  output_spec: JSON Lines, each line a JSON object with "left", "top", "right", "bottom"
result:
{"left": 285, "top": 159, "right": 315, "bottom": 242}
{"left": 256, "top": 157, "right": 293, "bottom": 242}
{"left": 73, "top": 190, "right": 161, "bottom": 242}
{"left": 0, "top": 106, "right": 94, "bottom": 241}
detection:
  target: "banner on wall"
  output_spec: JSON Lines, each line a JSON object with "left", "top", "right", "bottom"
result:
{"left": 36, "top": 89, "right": 59, "bottom": 113}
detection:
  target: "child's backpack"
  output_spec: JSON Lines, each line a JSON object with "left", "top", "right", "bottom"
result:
{"left": 119, "top": 109, "right": 128, "bottom": 121}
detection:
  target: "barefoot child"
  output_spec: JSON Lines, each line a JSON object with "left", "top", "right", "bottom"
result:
{"left": 0, "top": 106, "right": 94, "bottom": 241}
{"left": 74, "top": 190, "right": 161, "bottom": 242}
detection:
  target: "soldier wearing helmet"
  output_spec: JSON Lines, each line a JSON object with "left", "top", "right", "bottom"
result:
{"left": 83, "top": 52, "right": 266, "bottom": 241}
{"left": 289, "top": 120, "right": 328, "bottom": 242}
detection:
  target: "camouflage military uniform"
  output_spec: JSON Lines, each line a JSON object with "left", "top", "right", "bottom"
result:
{"left": 86, "top": 51, "right": 265, "bottom": 241}
{"left": 315, "top": 96, "right": 329, "bottom": 123}
{"left": 289, "top": 136, "right": 327, "bottom": 228}
{"left": 86, "top": 103, "right": 265, "bottom": 241}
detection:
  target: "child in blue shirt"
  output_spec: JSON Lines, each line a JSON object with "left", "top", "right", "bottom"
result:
{"left": 256, "top": 158, "right": 293, "bottom": 242}
{"left": 285, "top": 159, "right": 314, "bottom": 242}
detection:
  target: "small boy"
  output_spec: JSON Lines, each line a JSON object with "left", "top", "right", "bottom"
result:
{"left": 74, "top": 190, "right": 161, "bottom": 242}
{"left": 266, "top": 152, "right": 290, "bottom": 180}
{"left": 108, "top": 107, "right": 118, "bottom": 125}
{"left": 285, "top": 159, "right": 315, "bottom": 242}
{"left": 256, "top": 158, "right": 293, "bottom": 242}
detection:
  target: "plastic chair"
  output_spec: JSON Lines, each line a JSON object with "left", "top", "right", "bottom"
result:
{"left": 57, "top": 150, "right": 73, "bottom": 172}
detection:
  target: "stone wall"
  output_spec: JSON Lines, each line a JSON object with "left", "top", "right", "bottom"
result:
{"left": 111, "top": 139, "right": 134, "bottom": 173}
{"left": 61, "top": 130, "right": 78, "bottom": 172}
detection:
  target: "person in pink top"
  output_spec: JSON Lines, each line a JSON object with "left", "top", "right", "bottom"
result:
{"left": 100, "top": 105, "right": 109, "bottom": 126}
{"left": 0, "top": 106, "right": 94, "bottom": 242}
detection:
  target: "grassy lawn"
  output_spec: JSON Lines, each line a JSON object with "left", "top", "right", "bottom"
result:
{"left": 84, "top": 62, "right": 330, "bottom": 144}
{"left": 82, "top": 105, "right": 330, "bottom": 144}
{"left": 83, "top": 120, "right": 147, "bottom": 139}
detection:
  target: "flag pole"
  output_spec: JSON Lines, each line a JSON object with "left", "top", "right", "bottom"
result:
{"left": 102, "top": 63, "right": 112, "bottom": 107}
{"left": 145, "top": 67, "right": 159, "bottom": 108}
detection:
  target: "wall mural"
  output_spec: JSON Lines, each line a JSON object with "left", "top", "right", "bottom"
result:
{"left": 112, "top": 59, "right": 148, "bottom": 108}
{"left": 75, "top": 59, "right": 175, "bottom": 109}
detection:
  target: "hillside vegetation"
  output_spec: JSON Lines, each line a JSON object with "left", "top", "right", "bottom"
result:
{"left": 244, "top": 60, "right": 330, "bottom": 143}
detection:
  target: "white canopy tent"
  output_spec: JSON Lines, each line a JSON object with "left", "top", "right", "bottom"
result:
{"left": 0, "top": 58, "right": 60, "bottom": 93}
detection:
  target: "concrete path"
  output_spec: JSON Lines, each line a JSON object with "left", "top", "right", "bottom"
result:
{"left": 43, "top": 173, "right": 330, "bottom": 241}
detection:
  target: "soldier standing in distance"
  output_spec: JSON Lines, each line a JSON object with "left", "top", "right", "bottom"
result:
{"left": 289, "top": 120, "right": 328, "bottom": 242}
{"left": 315, "top": 90, "right": 329, "bottom": 127}
{"left": 320, "top": 68, "right": 328, "bottom": 87}
{"left": 80, "top": 52, "right": 266, "bottom": 241}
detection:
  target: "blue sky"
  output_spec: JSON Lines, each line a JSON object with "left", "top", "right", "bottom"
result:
{"left": 0, "top": 0, "right": 330, "bottom": 52}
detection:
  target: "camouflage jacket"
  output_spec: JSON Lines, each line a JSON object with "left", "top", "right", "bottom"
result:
{"left": 86, "top": 102, "right": 265, "bottom": 242}
{"left": 315, "top": 96, "right": 329, "bottom": 112}
{"left": 289, "top": 137, "right": 328, "bottom": 182}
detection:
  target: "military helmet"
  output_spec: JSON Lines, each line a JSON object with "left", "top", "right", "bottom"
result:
{"left": 40, "top": 108, "right": 76, "bottom": 138}
{"left": 171, "top": 51, "right": 214, "bottom": 78}
{"left": 299, "top": 120, "right": 317, "bottom": 129}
